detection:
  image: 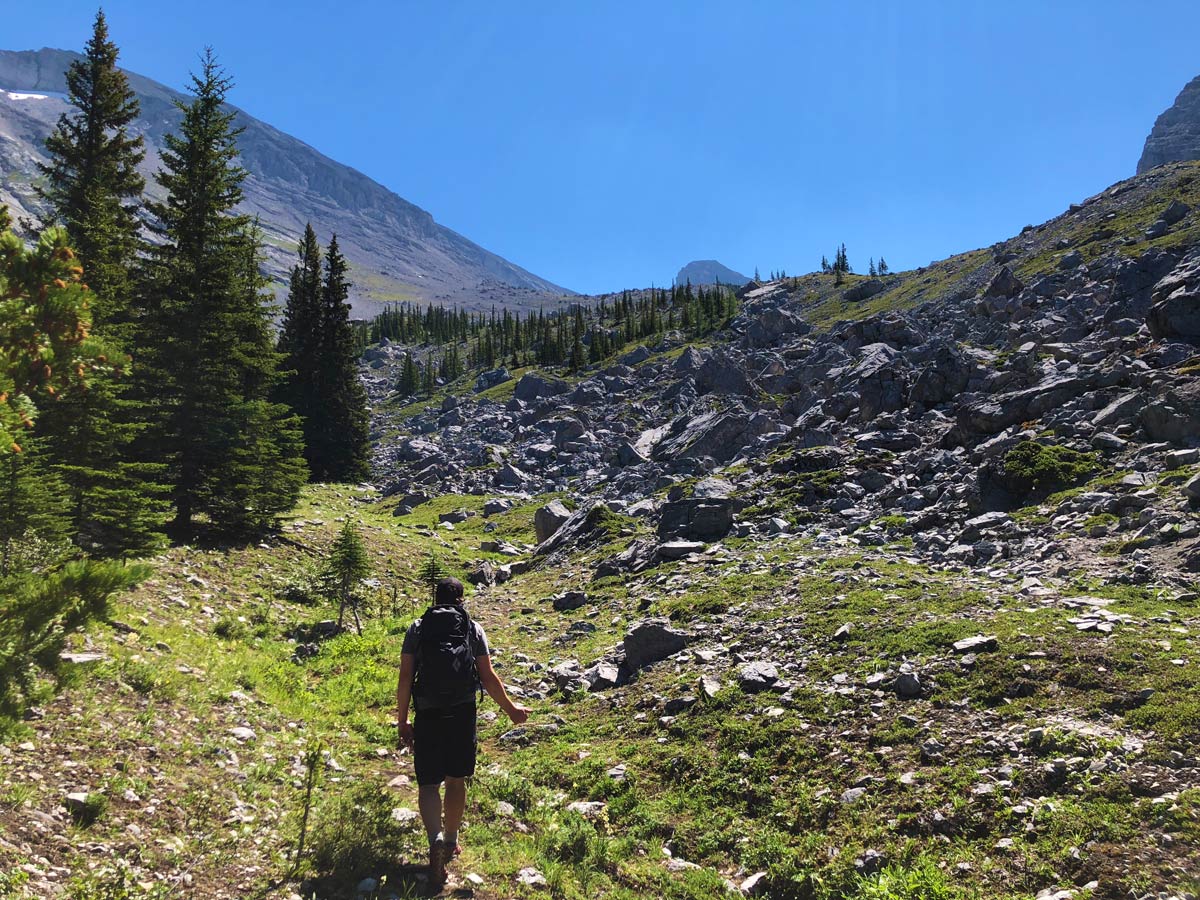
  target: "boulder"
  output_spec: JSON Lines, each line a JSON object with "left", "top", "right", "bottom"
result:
{"left": 738, "top": 661, "right": 779, "bottom": 693}
{"left": 622, "top": 618, "right": 690, "bottom": 671}
{"left": 513, "top": 372, "right": 570, "bottom": 402}
{"left": 552, "top": 591, "right": 589, "bottom": 612}
{"left": 658, "top": 495, "right": 735, "bottom": 542}
{"left": 744, "top": 307, "right": 812, "bottom": 348}
{"left": 1147, "top": 253, "right": 1200, "bottom": 344}
{"left": 474, "top": 366, "right": 511, "bottom": 392}
{"left": 843, "top": 278, "right": 886, "bottom": 302}
{"left": 534, "top": 500, "right": 572, "bottom": 543}
{"left": 982, "top": 267, "right": 1024, "bottom": 299}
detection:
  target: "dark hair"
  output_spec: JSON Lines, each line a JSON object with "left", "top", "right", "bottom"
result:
{"left": 435, "top": 577, "right": 465, "bottom": 605}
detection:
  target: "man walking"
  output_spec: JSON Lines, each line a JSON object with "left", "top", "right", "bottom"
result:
{"left": 396, "top": 577, "right": 529, "bottom": 885}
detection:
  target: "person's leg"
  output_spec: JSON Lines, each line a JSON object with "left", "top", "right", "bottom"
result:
{"left": 413, "top": 710, "right": 447, "bottom": 851}
{"left": 442, "top": 776, "right": 467, "bottom": 845}
{"left": 418, "top": 783, "right": 443, "bottom": 846}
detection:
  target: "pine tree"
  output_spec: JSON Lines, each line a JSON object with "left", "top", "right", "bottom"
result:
{"left": 308, "top": 236, "right": 370, "bottom": 482}
{"left": 821, "top": 255, "right": 830, "bottom": 273}
{"left": 397, "top": 353, "right": 418, "bottom": 396}
{"left": 138, "top": 52, "right": 306, "bottom": 534}
{"left": 0, "top": 438, "right": 70, "bottom": 578}
{"left": 34, "top": 11, "right": 167, "bottom": 557}
{"left": 37, "top": 9, "right": 145, "bottom": 330}
{"left": 878, "top": 257, "right": 889, "bottom": 275}
{"left": 0, "top": 219, "right": 149, "bottom": 719}
{"left": 869, "top": 257, "right": 877, "bottom": 277}
{"left": 323, "top": 520, "right": 370, "bottom": 633}
{"left": 277, "top": 224, "right": 323, "bottom": 416}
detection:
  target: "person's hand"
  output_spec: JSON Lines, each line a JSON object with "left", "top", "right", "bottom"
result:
{"left": 397, "top": 721, "right": 414, "bottom": 750}
{"left": 507, "top": 704, "right": 530, "bottom": 726}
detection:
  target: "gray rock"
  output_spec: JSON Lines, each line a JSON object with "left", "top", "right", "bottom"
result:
{"left": 495, "top": 462, "right": 529, "bottom": 487}
{"left": 622, "top": 618, "right": 691, "bottom": 671}
{"left": 738, "top": 661, "right": 779, "bottom": 693}
{"left": 483, "top": 497, "right": 512, "bottom": 516}
{"left": 1185, "top": 473, "right": 1200, "bottom": 501}
{"left": 983, "top": 267, "right": 1024, "bottom": 299}
{"left": 552, "top": 591, "right": 589, "bottom": 612}
{"left": 534, "top": 500, "right": 572, "bottom": 543}
{"left": 657, "top": 540, "right": 706, "bottom": 560}
{"left": 513, "top": 372, "right": 570, "bottom": 402}
{"left": 952, "top": 635, "right": 999, "bottom": 653}
{"left": 1137, "top": 74, "right": 1200, "bottom": 174}
{"left": 1148, "top": 253, "right": 1200, "bottom": 344}
{"left": 844, "top": 278, "right": 887, "bottom": 302}
{"left": 893, "top": 672, "right": 922, "bottom": 699}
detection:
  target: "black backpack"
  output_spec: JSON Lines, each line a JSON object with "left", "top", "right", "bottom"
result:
{"left": 413, "top": 603, "right": 481, "bottom": 706}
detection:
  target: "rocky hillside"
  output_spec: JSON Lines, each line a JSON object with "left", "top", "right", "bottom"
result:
{"left": 1138, "top": 74, "right": 1200, "bottom": 174}
{"left": 675, "top": 259, "right": 750, "bottom": 286}
{"left": 0, "top": 48, "right": 571, "bottom": 314}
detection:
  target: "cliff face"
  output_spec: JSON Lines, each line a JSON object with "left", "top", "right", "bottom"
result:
{"left": 0, "top": 48, "right": 571, "bottom": 313}
{"left": 1138, "top": 74, "right": 1200, "bottom": 174}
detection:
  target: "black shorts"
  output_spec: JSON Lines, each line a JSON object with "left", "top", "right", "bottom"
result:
{"left": 413, "top": 703, "right": 477, "bottom": 786}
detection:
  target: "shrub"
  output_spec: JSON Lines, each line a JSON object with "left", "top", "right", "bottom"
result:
{"left": 307, "top": 780, "right": 421, "bottom": 877}
{"left": 1002, "top": 441, "right": 1097, "bottom": 500}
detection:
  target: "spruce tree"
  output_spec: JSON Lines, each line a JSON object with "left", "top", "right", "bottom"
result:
{"left": 277, "top": 224, "right": 323, "bottom": 416}
{"left": 309, "top": 236, "right": 370, "bottom": 482}
{"left": 139, "top": 52, "right": 306, "bottom": 534}
{"left": 34, "top": 11, "right": 167, "bottom": 557}
{"left": 37, "top": 9, "right": 145, "bottom": 330}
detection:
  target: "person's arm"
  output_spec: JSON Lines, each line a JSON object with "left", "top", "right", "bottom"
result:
{"left": 477, "top": 654, "right": 529, "bottom": 725}
{"left": 396, "top": 652, "right": 416, "bottom": 749}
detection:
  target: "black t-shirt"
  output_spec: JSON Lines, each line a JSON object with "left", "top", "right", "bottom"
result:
{"left": 402, "top": 606, "right": 489, "bottom": 710}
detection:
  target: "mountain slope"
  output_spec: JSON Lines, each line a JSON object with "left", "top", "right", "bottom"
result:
{"left": 0, "top": 48, "right": 571, "bottom": 314}
{"left": 1137, "top": 73, "right": 1200, "bottom": 174}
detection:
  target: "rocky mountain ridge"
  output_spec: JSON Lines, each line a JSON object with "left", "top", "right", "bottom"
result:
{"left": 1138, "top": 73, "right": 1200, "bottom": 174}
{"left": 0, "top": 47, "right": 571, "bottom": 314}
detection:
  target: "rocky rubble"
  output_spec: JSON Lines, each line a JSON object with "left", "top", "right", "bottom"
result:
{"left": 371, "top": 168, "right": 1200, "bottom": 591}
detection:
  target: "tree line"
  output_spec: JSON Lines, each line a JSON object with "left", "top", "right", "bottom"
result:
{"left": 1, "top": 13, "right": 368, "bottom": 716}
{"left": 379, "top": 281, "right": 739, "bottom": 397}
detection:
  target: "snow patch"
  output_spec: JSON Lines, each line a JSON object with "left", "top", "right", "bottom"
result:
{"left": 2, "top": 89, "right": 67, "bottom": 101}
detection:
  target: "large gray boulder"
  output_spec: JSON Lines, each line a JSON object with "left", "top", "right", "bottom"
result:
{"left": 743, "top": 307, "right": 812, "bottom": 348}
{"left": 534, "top": 500, "right": 572, "bottom": 543}
{"left": 658, "top": 480, "right": 737, "bottom": 542}
{"left": 513, "top": 372, "right": 570, "bottom": 402}
{"left": 982, "top": 267, "right": 1024, "bottom": 300}
{"left": 1148, "top": 253, "right": 1200, "bottom": 344}
{"left": 622, "top": 619, "right": 690, "bottom": 671}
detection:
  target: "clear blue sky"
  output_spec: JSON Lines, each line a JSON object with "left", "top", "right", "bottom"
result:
{"left": 7, "top": 1, "right": 1200, "bottom": 294}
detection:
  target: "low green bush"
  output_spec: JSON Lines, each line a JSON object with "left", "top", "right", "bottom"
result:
{"left": 1002, "top": 441, "right": 1098, "bottom": 500}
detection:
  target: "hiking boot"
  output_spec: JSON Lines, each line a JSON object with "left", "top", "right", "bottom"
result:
{"left": 428, "top": 838, "right": 448, "bottom": 884}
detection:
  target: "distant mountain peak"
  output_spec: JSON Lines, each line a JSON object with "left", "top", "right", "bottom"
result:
{"left": 1138, "top": 73, "right": 1200, "bottom": 174}
{"left": 674, "top": 259, "right": 750, "bottom": 287}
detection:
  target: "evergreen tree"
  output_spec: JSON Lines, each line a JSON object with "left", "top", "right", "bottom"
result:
{"left": 0, "top": 219, "right": 149, "bottom": 720}
{"left": 869, "top": 257, "right": 877, "bottom": 277}
{"left": 138, "top": 52, "right": 306, "bottom": 534}
{"left": 308, "top": 236, "right": 370, "bottom": 482}
{"left": 397, "top": 353, "right": 419, "bottom": 396}
{"left": 34, "top": 11, "right": 167, "bottom": 557}
{"left": 277, "top": 224, "right": 323, "bottom": 413}
{"left": 878, "top": 257, "right": 889, "bottom": 275}
{"left": 821, "top": 255, "right": 830, "bottom": 273}
{"left": 37, "top": 9, "right": 145, "bottom": 330}
{"left": 322, "top": 520, "right": 370, "bottom": 633}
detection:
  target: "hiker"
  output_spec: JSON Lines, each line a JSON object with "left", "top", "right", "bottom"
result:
{"left": 396, "top": 576, "right": 529, "bottom": 885}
